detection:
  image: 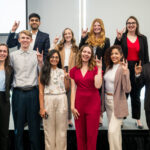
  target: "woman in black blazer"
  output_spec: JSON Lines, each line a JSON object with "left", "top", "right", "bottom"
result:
{"left": 114, "top": 16, "right": 149, "bottom": 129}
{"left": 79, "top": 18, "right": 110, "bottom": 72}
{"left": 0, "top": 43, "right": 13, "bottom": 150}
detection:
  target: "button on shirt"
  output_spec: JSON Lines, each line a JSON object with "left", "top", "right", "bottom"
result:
{"left": 10, "top": 49, "right": 39, "bottom": 88}
{"left": 0, "top": 70, "right": 5, "bottom": 91}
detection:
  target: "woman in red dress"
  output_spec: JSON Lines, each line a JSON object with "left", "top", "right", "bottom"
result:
{"left": 70, "top": 45, "right": 102, "bottom": 150}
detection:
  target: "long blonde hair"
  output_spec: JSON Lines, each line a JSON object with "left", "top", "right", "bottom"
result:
{"left": 57, "top": 28, "right": 78, "bottom": 52}
{"left": 76, "top": 45, "right": 96, "bottom": 70}
{"left": 86, "top": 18, "right": 106, "bottom": 48}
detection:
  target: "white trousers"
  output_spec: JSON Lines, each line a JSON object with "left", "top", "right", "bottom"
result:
{"left": 43, "top": 94, "right": 68, "bottom": 150}
{"left": 105, "top": 95, "right": 123, "bottom": 150}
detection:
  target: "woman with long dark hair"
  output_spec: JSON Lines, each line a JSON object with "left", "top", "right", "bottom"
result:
{"left": 51, "top": 28, "right": 78, "bottom": 127}
{"left": 39, "top": 50, "right": 69, "bottom": 150}
{"left": 70, "top": 45, "right": 102, "bottom": 150}
{"left": 0, "top": 43, "right": 13, "bottom": 150}
{"left": 115, "top": 16, "right": 149, "bottom": 128}
{"left": 102, "top": 45, "right": 131, "bottom": 150}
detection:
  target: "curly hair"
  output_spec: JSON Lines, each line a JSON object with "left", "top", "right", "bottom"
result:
{"left": 76, "top": 45, "right": 96, "bottom": 70}
{"left": 104, "top": 45, "right": 123, "bottom": 69}
{"left": 57, "top": 28, "right": 78, "bottom": 52}
{"left": 0, "top": 43, "right": 11, "bottom": 73}
{"left": 86, "top": 18, "right": 106, "bottom": 48}
{"left": 40, "top": 50, "right": 62, "bottom": 86}
{"left": 125, "top": 16, "right": 141, "bottom": 36}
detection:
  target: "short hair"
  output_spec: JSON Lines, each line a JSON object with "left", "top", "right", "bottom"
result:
{"left": 29, "top": 13, "right": 40, "bottom": 21}
{"left": 19, "top": 30, "right": 32, "bottom": 38}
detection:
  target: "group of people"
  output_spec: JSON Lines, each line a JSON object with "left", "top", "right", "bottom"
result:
{"left": 0, "top": 12, "right": 149, "bottom": 150}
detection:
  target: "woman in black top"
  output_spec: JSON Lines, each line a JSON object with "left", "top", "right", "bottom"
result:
{"left": 0, "top": 43, "right": 13, "bottom": 150}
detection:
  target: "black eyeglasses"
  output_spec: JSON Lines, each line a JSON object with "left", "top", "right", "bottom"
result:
{"left": 126, "top": 22, "right": 136, "bottom": 25}
{"left": 50, "top": 56, "right": 59, "bottom": 59}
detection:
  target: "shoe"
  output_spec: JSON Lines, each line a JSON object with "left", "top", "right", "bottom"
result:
{"left": 68, "top": 123, "right": 73, "bottom": 128}
{"left": 99, "top": 123, "right": 103, "bottom": 127}
{"left": 135, "top": 122, "right": 143, "bottom": 129}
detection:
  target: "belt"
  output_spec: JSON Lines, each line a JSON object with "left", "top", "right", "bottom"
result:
{"left": 14, "top": 86, "right": 37, "bottom": 91}
{"left": 106, "top": 93, "right": 113, "bottom": 96}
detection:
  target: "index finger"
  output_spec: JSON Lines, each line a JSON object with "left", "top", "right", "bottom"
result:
{"left": 139, "top": 60, "right": 142, "bottom": 66}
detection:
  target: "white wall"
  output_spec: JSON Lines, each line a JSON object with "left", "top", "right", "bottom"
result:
{"left": 28, "top": 0, "right": 80, "bottom": 44}
{"left": 28, "top": 0, "right": 150, "bottom": 56}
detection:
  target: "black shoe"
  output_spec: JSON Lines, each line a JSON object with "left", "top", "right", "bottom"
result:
{"left": 99, "top": 123, "right": 103, "bottom": 127}
{"left": 68, "top": 123, "right": 73, "bottom": 128}
{"left": 135, "top": 122, "right": 143, "bottom": 129}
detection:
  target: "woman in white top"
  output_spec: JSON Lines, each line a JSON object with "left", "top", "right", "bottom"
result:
{"left": 51, "top": 28, "right": 78, "bottom": 127}
{"left": 102, "top": 45, "right": 131, "bottom": 150}
{"left": 39, "top": 49, "right": 69, "bottom": 150}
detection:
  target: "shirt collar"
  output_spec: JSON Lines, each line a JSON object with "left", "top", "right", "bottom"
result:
{"left": 19, "top": 49, "right": 32, "bottom": 54}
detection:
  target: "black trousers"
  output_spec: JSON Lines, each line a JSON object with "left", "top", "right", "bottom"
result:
{"left": 0, "top": 92, "right": 10, "bottom": 150}
{"left": 12, "top": 87, "right": 40, "bottom": 150}
{"left": 127, "top": 61, "right": 142, "bottom": 120}
{"left": 145, "top": 111, "right": 150, "bottom": 130}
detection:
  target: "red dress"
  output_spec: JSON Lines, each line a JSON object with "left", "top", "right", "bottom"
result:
{"left": 70, "top": 66, "right": 101, "bottom": 150}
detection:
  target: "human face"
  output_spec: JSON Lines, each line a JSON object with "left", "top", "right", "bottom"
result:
{"left": 29, "top": 17, "right": 40, "bottom": 30}
{"left": 81, "top": 46, "right": 92, "bottom": 63}
{"left": 18, "top": 33, "right": 32, "bottom": 50}
{"left": 49, "top": 52, "right": 59, "bottom": 68}
{"left": 110, "top": 48, "right": 122, "bottom": 64}
{"left": 64, "top": 29, "right": 73, "bottom": 43}
{"left": 0, "top": 46, "right": 8, "bottom": 62}
{"left": 126, "top": 18, "right": 137, "bottom": 33}
{"left": 93, "top": 21, "right": 101, "bottom": 34}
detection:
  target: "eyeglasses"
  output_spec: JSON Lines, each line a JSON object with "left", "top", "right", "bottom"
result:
{"left": 126, "top": 22, "right": 136, "bottom": 25}
{"left": 50, "top": 56, "right": 59, "bottom": 59}
{"left": 0, "top": 50, "right": 7, "bottom": 53}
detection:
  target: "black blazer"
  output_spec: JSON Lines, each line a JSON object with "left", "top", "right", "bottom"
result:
{"left": 114, "top": 33, "right": 149, "bottom": 65}
{"left": 7, "top": 30, "right": 50, "bottom": 60}
{"left": 135, "top": 63, "right": 150, "bottom": 111}
{"left": 5, "top": 66, "right": 13, "bottom": 102}
{"left": 79, "top": 35, "right": 110, "bottom": 71}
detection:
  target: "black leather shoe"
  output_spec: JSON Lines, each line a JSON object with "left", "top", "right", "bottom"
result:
{"left": 99, "top": 123, "right": 103, "bottom": 127}
{"left": 135, "top": 122, "right": 143, "bottom": 129}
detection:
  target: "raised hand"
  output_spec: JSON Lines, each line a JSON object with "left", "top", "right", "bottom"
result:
{"left": 135, "top": 60, "right": 142, "bottom": 75}
{"left": 11, "top": 21, "right": 20, "bottom": 32}
{"left": 95, "top": 55, "right": 102, "bottom": 69}
{"left": 37, "top": 48, "right": 43, "bottom": 66}
{"left": 120, "top": 58, "right": 128, "bottom": 72}
{"left": 116, "top": 28, "right": 125, "bottom": 41}
{"left": 53, "top": 35, "right": 61, "bottom": 45}
{"left": 81, "top": 28, "right": 88, "bottom": 38}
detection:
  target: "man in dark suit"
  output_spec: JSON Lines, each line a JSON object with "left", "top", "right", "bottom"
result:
{"left": 7, "top": 13, "right": 50, "bottom": 60}
{"left": 135, "top": 61, "right": 150, "bottom": 130}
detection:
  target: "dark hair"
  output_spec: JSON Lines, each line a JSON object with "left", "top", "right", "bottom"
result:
{"left": 125, "top": 16, "right": 141, "bottom": 36}
{"left": 0, "top": 43, "right": 11, "bottom": 73}
{"left": 29, "top": 13, "right": 40, "bottom": 21}
{"left": 104, "top": 45, "right": 123, "bottom": 69}
{"left": 40, "top": 50, "right": 62, "bottom": 86}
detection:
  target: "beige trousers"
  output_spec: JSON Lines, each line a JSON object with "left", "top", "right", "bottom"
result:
{"left": 105, "top": 95, "right": 123, "bottom": 150}
{"left": 43, "top": 94, "right": 68, "bottom": 150}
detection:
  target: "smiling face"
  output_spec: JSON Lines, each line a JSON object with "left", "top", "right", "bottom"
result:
{"left": 18, "top": 33, "right": 32, "bottom": 50}
{"left": 110, "top": 48, "right": 122, "bottom": 64}
{"left": 126, "top": 18, "right": 137, "bottom": 33}
{"left": 29, "top": 17, "right": 40, "bottom": 30}
{"left": 49, "top": 52, "right": 60, "bottom": 67}
{"left": 81, "top": 46, "right": 92, "bottom": 63}
{"left": 93, "top": 21, "right": 101, "bottom": 35}
{"left": 64, "top": 29, "right": 73, "bottom": 43}
{"left": 0, "top": 45, "right": 8, "bottom": 62}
